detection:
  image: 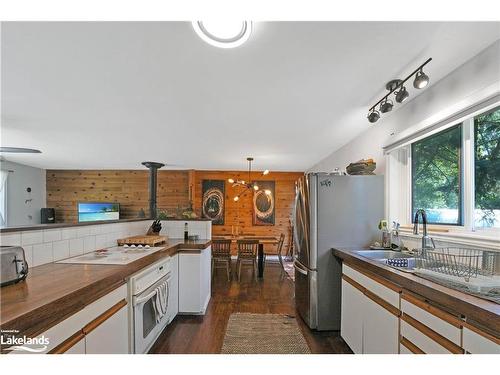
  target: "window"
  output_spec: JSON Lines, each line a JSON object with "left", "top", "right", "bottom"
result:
{"left": 411, "top": 125, "right": 462, "bottom": 225}
{"left": 474, "top": 107, "right": 500, "bottom": 228}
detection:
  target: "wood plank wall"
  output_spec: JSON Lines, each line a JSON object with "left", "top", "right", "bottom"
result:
{"left": 193, "top": 171, "right": 303, "bottom": 254}
{"left": 46, "top": 170, "right": 189, "bottom": 223}
{"left": 46, "top": 169, "right": 303, "bottom": 254}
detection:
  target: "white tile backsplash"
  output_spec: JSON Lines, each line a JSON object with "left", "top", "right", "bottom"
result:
{"left": 1, "top": 220, "right": 155, "bottom": 268}
{"left": 21, "top": 231, "right": 44, "bottom": 245}
{"left": 53, "top": 240, "right": 70, "bottom": 261}
{"left": 69, "top": 238, "right": 84, "bottom": 257}
{"left": 0, "top": 232, "right": 22, "bottom": 246}
{"left": 33, "top": 243, "right": 53, "bottom": 266}
{"left": 84, "top": 236, "right": 96, "bottom": 252}
{"left": 43, "top": 229, "right": 62, "bottom": 243}
{"left": 61, "top": 228, "right": 78, "bottom": 240}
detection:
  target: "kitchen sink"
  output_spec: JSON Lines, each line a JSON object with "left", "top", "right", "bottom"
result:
{"left": 354, "top": 250, "right": 414, "bottom": 260}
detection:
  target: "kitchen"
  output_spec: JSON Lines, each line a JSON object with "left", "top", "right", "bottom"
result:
{"left": 0, "top": 5, "right": 499, "bottom": 374}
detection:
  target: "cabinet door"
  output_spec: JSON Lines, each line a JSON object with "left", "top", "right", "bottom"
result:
{"left": 463, "top": 327, "right": 500, "bottom": 354}
{"left": 179, "top": 253, "right": 202, "bottom": 313}
{"left": 167, "top": 254, "right": 179, "bottom": 322}
{"left": 84, "top": 303, "right": 129, "bottom": 354}
{"left": 363, "top": 295, "right": 399, "bottom": 354}
{"left": 341, "top": 278, "right": 364, "bottom": 354}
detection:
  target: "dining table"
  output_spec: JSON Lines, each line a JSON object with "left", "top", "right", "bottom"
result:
{"left": 212, "top": 235, "right": 280, "bottom": 278}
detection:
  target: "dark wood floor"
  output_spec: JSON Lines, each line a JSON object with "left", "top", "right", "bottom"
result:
{"left": 149, "top": 261, "right": 352, "bottom": 354}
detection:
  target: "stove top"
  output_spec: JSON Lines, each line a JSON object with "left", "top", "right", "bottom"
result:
{"left": 56, "top": 246, "right": 166, "bottom": 265}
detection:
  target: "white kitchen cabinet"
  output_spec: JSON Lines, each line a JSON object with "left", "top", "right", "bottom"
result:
{"left": 363, "top": 293, "right": 399, "bottom": 354}
{"left": 341, "top": 278, "right": 364, "bottom": 353}
{"left": 463, "top": 326, "right": 500, "bottom": 354}
{"left": 167, "top": 253, "right": 179, "bottom": 323}
{"left": 84, "top": 303, "right": 129, "bottom": 354}
{"left": 341, "top": 264, "right": 401, "bottom": 354}
{"left": 179, "top": 246, "right": 211, "bottom": 314}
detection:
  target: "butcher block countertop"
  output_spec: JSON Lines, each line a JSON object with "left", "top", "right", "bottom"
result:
{"left": 0, "top": 239, "right": 211, "bottom": 338}
{"left": 333, "top": 247, "right": 500, "bottom": 337}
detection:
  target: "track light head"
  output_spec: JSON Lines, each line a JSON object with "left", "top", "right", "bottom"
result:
{"left": 367, "top": 110, "right": 380, "bottom": 123}
{"left": 413, "top": 69, "right": 429, "bottom": 89}
{"left": 380, "top": 99, "right": 393, "bottom": 114}
{"left": 395, "top": 86, "right": 409, "bottom": 103}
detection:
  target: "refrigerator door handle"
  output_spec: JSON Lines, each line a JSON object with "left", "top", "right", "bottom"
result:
{"left": 293, "top": 261, "right": 308, "bottom": 275}
{"left": 292, "top": 186, "right": 300, "bottom": 260}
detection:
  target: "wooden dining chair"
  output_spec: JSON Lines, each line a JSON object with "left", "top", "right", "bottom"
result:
{"left": 276, "top": 233, "right": 286, "bottom": 271}
{"left": 236, "top": 239, "right": 259, "bottom": 282}
{"left": 211, "top": 239, "right": 232, "bottom": 281}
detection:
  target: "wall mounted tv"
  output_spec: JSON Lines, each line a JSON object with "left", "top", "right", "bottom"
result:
{"left": 78, "top": 202, "right": 120, "bottom": 222}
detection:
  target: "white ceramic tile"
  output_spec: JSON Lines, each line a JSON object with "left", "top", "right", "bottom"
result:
{"left": 61, "top": 228, "right": 78, "bottom": 240}
{"left": 53, "top": 240, "right": 70, "bottom": 261}
{"left": 83, "top": 236, "right": 96, "bottom": 253}
{"left": 43, "top": 229, "right": 62, "bottom": 243}
{"left": 77, "top": 226, "right": 91, "bottom": 238}
{"left": 23, "top": 245, "right": 33, "bottom": 267}
{"left": 0, "top": 232, "right": 22, "bottom": 246}
{"left": 89, "top": 225, "right": 102, "bottom": 235}
{"left": 106, "top": 233, "right": 118, "bottom": 247}
{"left": 33, "top": 243, "right": 53, "bottom": 267}
{"left": 21, "top": 231, "right": 44, "bottom": 245}
{"left": 69, "top": 238, "right": 84, "bottom": 257}
{"left": 95, "top": 234, "right": 107, "bottom": 249}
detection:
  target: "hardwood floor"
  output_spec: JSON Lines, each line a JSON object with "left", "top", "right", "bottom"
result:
{"left": 149, "top": 261, "right": 352, "bottom": 354}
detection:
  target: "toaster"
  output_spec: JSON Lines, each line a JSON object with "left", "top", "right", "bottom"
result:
{"left": 1, "top": 246, "right": 29, "bottom": 287}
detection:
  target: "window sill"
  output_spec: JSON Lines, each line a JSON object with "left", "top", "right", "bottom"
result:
{"left": 399, "top": 228, "right": 500, "bottom": 251}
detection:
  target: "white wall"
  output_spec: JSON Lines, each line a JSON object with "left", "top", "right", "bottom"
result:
{"left": 310, "top": 40, "right": 500, "bottom": 174}
{"left": 1, "top": 160, "right": 47, "bottom": 226}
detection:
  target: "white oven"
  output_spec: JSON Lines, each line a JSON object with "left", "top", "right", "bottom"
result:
{"left": 129, "top": 257, "right": 172, "bottom": 354}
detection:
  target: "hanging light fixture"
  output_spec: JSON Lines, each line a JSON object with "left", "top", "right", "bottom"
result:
{"left": 229, "top": 157, "right": 270, "bottom": 202}
{"left": 395, "top": 86, "right": 409, "bottom": 103}
{"left": 367, "top": 58, "right": 432, "bottom": 123}
{"left": 413, "top": 69, "right": 430, "bottom": 89}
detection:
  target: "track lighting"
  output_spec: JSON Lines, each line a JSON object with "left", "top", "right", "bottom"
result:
{"left": 380, "top": 99, "right": 393, "bottom": 113}
{"left": 395, "top": 86, "right": 409, "bottom": 103}
{"left": 367, "top": 58, "right": 431, "bottom": 123}
{"left": 413, "top": 69, "right": 430, "bottom": 89}
{"left": 367, "top": 110, "right": 380, "bottom": 123}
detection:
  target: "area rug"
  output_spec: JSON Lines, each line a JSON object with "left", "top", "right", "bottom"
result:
{"left": 221, "top": 313, "right": 311, "bottom": 354}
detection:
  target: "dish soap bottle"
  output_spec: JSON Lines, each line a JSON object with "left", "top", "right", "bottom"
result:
{"left": 184, "top": 222, "right": 189, "bottom": 241}
{"left": 378, "top": 219, "right": 391, "bottom": 249}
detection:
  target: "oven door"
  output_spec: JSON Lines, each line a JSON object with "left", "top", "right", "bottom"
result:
{"left": 132, "top": 273, "right": 171, "bottom": 353}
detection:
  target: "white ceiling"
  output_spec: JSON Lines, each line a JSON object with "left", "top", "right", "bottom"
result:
{"left": 1, "top": 22, "right": 499, "bottom": 171}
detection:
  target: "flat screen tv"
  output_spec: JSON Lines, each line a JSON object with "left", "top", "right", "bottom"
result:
{"left": 78, "top": 202, "right": 120, "bottom": 222}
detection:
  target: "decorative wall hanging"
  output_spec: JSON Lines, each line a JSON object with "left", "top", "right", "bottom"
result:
{"left": 253, "top": 180, "right": 275, "bottom": 226}
{"left": 202, "top": 179, "right": 225, "bottom": 225}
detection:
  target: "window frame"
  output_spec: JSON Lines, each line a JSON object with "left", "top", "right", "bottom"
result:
{"left": 410, "top": 123, "right": 464, "bottom": 226}
{"left": 386, "top": 100, "right": 500, "bottom": 236}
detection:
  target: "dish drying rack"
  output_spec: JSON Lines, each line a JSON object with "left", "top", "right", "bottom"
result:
{"left": 413, "top": 247, "right": 500, "bottom": 293}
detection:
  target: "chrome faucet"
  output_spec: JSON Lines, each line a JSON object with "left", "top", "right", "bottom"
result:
{"left": 413, "top": 209, "right": 436, "bottom": 252}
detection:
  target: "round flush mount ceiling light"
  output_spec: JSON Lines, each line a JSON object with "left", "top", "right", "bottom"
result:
{"left": 192, "top": 21, "right": 252, "bottom": 48}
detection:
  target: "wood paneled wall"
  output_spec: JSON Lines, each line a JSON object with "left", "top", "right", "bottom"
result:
{"left": 46, "top": 169, "right": 303, "bottom": 254}
{"left": 46, "top": 170, "right": 189, "bottom": 223}
{"left": 193, "top": 171, "right": 303, "bottom": 254}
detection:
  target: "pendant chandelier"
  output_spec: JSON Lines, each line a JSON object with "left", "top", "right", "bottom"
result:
{"left": 229, "top": 157, "right": 270, "bottom": 202}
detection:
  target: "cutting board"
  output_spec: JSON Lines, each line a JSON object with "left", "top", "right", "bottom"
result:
{"left": 117, "top": 235, "right": 167, "bottom": 246}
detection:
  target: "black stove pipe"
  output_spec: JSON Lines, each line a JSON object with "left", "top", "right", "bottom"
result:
{"left": 141, "top": 161, "right": 165, "bottom": 219}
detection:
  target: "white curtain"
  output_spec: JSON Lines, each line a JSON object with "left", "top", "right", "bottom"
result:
{"left": 0, "top": 170, "right": 8, "bottom": 226}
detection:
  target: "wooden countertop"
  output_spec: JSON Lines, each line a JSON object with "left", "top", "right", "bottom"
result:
{"left": 0, "top": 239, "right": 211, "bottom": 338}
{"left": 332, "top": 247, "right": 500, "bottom": 337}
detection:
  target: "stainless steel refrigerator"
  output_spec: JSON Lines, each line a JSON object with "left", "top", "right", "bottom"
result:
{"left": 293, "top": 173, "right": 384, "bottom": 331}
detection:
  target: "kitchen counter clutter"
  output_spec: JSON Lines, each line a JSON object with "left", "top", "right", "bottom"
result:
{"left": 333, "top": 247, "right": 500, "bottom": 354}
{"left": 0, "top": 238, "right": 211, "bottom": 353}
